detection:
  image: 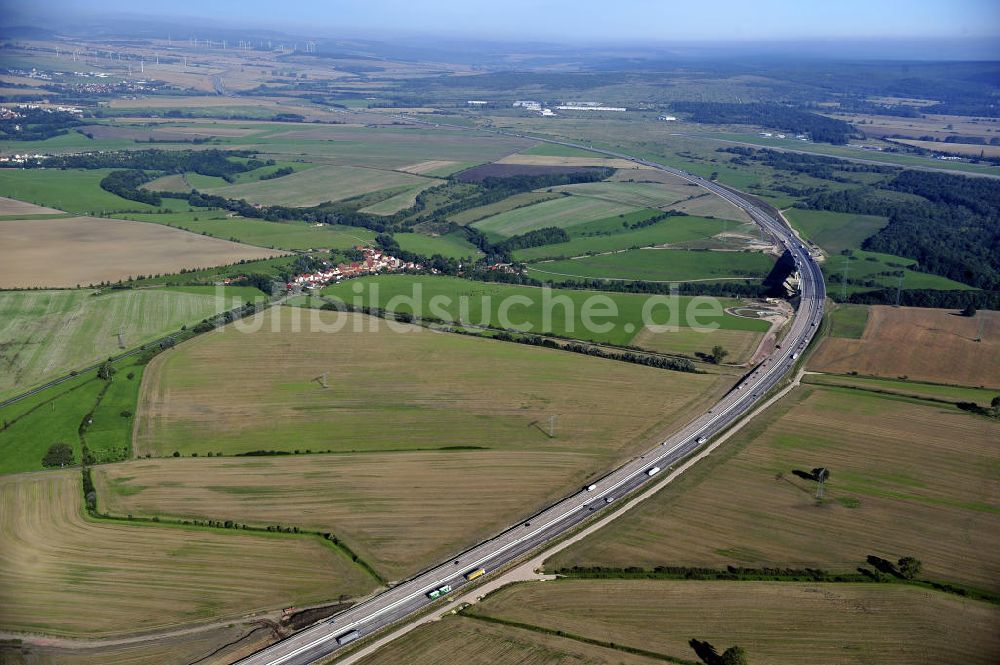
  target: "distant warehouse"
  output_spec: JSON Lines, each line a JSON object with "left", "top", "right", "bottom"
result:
{"left": 555, "top": 103, "right": 626, "bottom": 112}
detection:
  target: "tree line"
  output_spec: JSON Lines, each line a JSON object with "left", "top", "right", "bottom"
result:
{"left": 671, "top": 101, "right": 856, "bottom": 144}
{"left": 804, "top": 170, "right": 1000, "bottom": 290}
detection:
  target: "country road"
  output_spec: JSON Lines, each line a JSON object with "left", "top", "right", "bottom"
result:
{"left": 233, "top": 120, "right": 826, "bottom": 665}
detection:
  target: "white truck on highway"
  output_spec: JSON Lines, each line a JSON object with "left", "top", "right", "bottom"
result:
{"left": 646, "top": 466, "right": 661, "bottom": 477}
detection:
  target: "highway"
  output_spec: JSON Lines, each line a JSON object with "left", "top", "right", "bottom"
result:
{"left": 234, "top": 125, "right": 826, "bottom": 665}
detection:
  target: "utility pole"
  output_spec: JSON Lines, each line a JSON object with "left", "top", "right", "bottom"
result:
{"left": 548, "top": 415, "right": 558, "bottom": 438}
{"left": 894, "top": 272, "right": 904, "bottom": 307}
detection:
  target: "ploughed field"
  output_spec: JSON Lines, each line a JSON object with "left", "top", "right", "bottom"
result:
{"left": 810, "top": 305, "right": 1000, "bottom": 389}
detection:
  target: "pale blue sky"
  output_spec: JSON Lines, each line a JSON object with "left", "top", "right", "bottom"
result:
{"left": 12, "top": 0, "right": 1000, "bottom": 43}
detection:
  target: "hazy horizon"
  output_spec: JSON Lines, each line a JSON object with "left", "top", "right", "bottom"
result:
{"left": 3, "top": 0, "right": 999, "bottom": 59}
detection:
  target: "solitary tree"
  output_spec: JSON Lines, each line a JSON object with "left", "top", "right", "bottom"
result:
{"left": 721, "top": 646, "right": 749, "bottom": 665}
{"left": 97, "top": 361, "right": 116, "bottom": 381}
{"left": 690, "top": 639, "right": 749, "bottom": 665}
{"left": 710, "top": 345, "right": 730, "bottom": 364}
{"left": 42, "top": 442, "right": 74, "bottom": 468}
{"left": 961, "top": 304, "right": 977, "bottom": 317}
{"left": 897, "top": 556, "right": 923, "bottom": 580}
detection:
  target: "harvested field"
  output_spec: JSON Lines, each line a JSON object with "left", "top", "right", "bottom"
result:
{"left": 892, "top": 138, "right": 1000, "bottom": 158}
{"left": 135, "top": 215, "right": 376, "bottom": 251}
{"left": 810, "top": 306, "right": 1000, "bottom": 388}
{"left": 669, "top": 192, "right": 752, "bottom": 222}
{"left": 453, "top": 163, "right": 609, "bottom": 182}
{"left": 398, "top": 159, "right": 462, "bottom": 175}
{"left": 356, "top": 614, "right": 665, "bottom": 665}
{"left": 0, "top": 471, "right": 375, "bottom": 636}
{"left": 632, "top": 326, "right": 763, "bottom": 364}
{"left": 0, "top": 288, "right": 257, "bottom": 401}
{"left": 142, "top": 173, "right": 192, "bottom": 193}
{"left": 0, "top": 217, "right": 283, "bottom": 288}
{"left": 548, "top": 181, "right": 688, "bottom": 209}
{"left": 135, "top": 308, "right": 724, "bottom": 459}
{"left": 471, "top": 196, "right": 639, "bottom": 237}
{"left": 496, "top": 154, "right": 650, "bottom": 170}
{"left": 203, "top": 165, "right": 436, "bottom": 208}
{"left": 0, "top": 621, "right": 277, "bottom": 665}
{"left": 97, "top": 450, "right": 597, "bottom": 581}
{"left": 256, "top": 126, "right": 530, "bottom": 168}
{"left": 0, "top": 196, "right": 62, "bottom": 216}
{"left": 79, "top": 123, "right": 258, "bottom": 140}
{"left": 464, "top": 580, "right": 1000, "bottom": 665}
{"left": 548, "top": 386, "right": 1000, "bottom": 592}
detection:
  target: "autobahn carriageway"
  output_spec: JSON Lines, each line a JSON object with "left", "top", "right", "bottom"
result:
{"left": 234, "top": 122, "right": 827, "bottom": 665}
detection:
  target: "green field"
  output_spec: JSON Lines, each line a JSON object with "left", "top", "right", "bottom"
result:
{"left": 360, "top": 180, "right": 443, "bottom": 215}
{"left": 448, "top": 191, "right": 562, "bottom": 226}
{"left": 0, "top": 287, "right": 260, "bottom": 401}
{"left": 124, "top": 212, "right": 377, "bottom": 250}
{"left": 315, "top": 274, "right": 770, "bottom": 345}
{"left": 395, "top": 231, "right": 482, "bottom": 259}
{"left": 528, "top": 249, "right": 775, "bottom": 283}
{"left": 0, "top": 169, "right": 160, "bottom": 214}
{"left": 825, "top": 249, "right": 976, "bottom": 295}
{"left": 784, "top": 208, "right": 888, "bottom": 255}
{"left": 826, "top": 303, "right": 870, "bottom": 339}
{"left": 472, "top": 196, "right": 640, "bottom": 238}
{"left": 512, "top": 215, "right": 737, "bottom": 262}
{"left": 802, "top": 373, "right": 1000, "bottom": 405}
{"left": 0, "top": 373, "right": 108, "bottom": 475}
{"left": 135, "top": 307, "right": 727, "bottom": 459}
{"left": 202, "top": 164, "right": 437, "bottom": 208}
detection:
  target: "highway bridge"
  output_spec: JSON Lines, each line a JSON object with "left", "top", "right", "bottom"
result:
{"left": 234, "top": 124, "right": 827, "bottom": 665}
